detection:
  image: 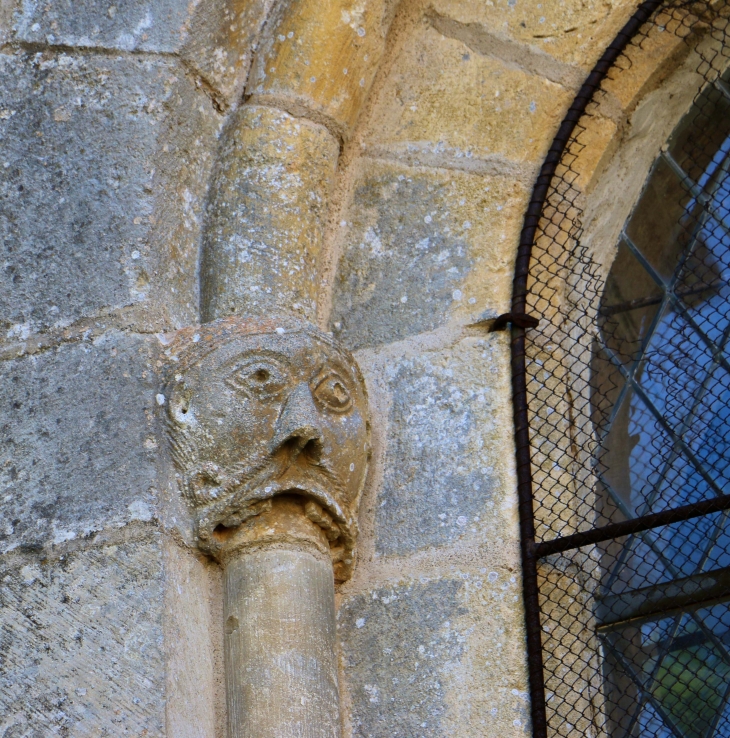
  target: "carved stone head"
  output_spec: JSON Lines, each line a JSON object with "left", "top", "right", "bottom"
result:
{"left": 162, "top": 316, "right": 370, "bottom": 577}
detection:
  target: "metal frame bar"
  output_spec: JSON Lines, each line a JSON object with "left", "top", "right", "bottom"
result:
{"left": 533, "top": 493, "right": 730, "bottom": 558}
{"left": 596, "top": 565, "right": 730, "bottom": 628}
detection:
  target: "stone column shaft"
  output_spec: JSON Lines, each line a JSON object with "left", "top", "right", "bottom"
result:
{"left": 218, "top": 495, "right": 342, "bottom": 738}
{"left": 224, "top": 547, "right": 340, "bottom": 738}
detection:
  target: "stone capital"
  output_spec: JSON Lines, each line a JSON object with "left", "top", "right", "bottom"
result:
{"left": 161, "top": 316, "right": 371, "bottom": 580}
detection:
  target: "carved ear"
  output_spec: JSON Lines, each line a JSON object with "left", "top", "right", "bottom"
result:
{"left": 168, "top": 382, "right": 195, "bottom": 426}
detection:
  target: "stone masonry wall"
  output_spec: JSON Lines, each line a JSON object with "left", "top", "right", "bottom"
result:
{"left": 0, "top": 1, "right": 684, "bottom": 736}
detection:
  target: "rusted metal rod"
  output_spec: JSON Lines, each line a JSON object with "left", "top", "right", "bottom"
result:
{"left": 508, "top": 3, "right": 665, "bottom": 736}
{"left": 533, "top": 493, "right": 730, "bottom": 559}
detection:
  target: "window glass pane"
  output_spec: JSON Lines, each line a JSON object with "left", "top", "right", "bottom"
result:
{"left": 702, "top": 511, "right": 730, "bottom": 572}
{"left": 625, "top": 156, "right": 700, "bottom": 281}
{"left": 683, "top": 361, "right": 730, "bottom": 491}
{"left": 599, "top": 239, "right": 664, "bottom": 367}
{"left": 675, "top": 217, "right": 730, "bottom": 346}
{"left": 647, "top": 504, "right": 717, "bottom": 576}
{"left": 635, "top": 304, "right": 714, "bottom": 432}
{"left": 649, "top": 610, "right": 730, "bottom": 738}
{"left": 602, "top": 531, "right": 673, "bottom": 593}
{"left": 591, "top": 343, "right": 626, "bottom": 437}
{"left": 668, "top": 75, "right": 730, "bottom": 187}
{"left": 601, "top": 387, "right": 671, "bottom": 515}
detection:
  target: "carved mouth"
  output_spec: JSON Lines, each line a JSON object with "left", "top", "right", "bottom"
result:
{"left": 188, "top": 462, "right": 358, "bottom": 581}
{"left": 191, "top": 464, "right": 354, "bottom": 551}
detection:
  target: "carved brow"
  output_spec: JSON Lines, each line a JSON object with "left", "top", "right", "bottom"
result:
{"left": 312, "top": 361, "right": 354, "bottom": 384}
{"left": 226, "top": 350, "right": 291, "bottom": 368}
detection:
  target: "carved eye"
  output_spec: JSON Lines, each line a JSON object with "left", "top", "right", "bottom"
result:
{"left": 313, "top": 372, "right": 352, "bottom": 412}
{"left": 225, "top": 360, "right": 288, "bottom": 399}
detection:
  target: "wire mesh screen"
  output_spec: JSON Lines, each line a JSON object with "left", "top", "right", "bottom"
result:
{"left": 516, "top": 2, "right": 730, "bottom": 737}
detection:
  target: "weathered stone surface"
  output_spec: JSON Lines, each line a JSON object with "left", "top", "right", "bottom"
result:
{"left": 338, "top": 562, "right": 529, "bottom": 738}
{"left": 12, "top": 0, "right": 190, "bottom": 51}
{"left": 330, "top": 160, "right": 526, "bottom": 350}
{"left": 181, "top": 0, "right": 276, "bottom": 106}
{"left": 0, "top": 332, "right": 159, "bottom": 554}
{"left": 163, "top": 540, "right": 221, "bottom": 738}
{"left": 600, "top": 16, "right": 693, "bottom": 112}
{"left": 9, "top": 0, "right": 274, "bottom": 104}
{"left": 362, "top": 23, "right": 572, "bottom": 166}
{"left": 339, "top": 578, "right": 468, "bottom": 737}
{"left": 247, "top": 0, "right": 395, "bottom": 135}
{"left": 569, "top": 113, "right": 619, "bottom": 194}
{"left": 0, "top": 534, "right": 165, "bottom": 736}
{"left": 201, "top": 105, "right": 338, "bottom": 323}
{"left": 358, "top": 335, "right": 515, "bottom": 557}
{"left": 339, "top": 572, "right": 530, "bottom": 737}
{"left": 428, "top": 0, "right": 637, "bottom": 71}
{"left": 0, "top": 0, "right": 13, "bottom": 45}
{"left": 0, "top": 51, "right": 221, "bottom": 333}
{"left": 225, "top": 545, "right": 340, "bottom": 738}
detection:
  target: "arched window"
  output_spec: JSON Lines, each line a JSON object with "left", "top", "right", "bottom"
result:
{"left": 512, "top": 4, "right": 730, "bottom": 737}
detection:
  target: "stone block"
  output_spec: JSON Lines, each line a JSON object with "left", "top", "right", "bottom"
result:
{"left": 0, "top": 0, "right": 14, "bottom": 45}
{"left": 339, "top": 577, "right": 468, "bottom": 737}
{"left": 569, "top": 114, "right": 620, "bottom": 194}
{"left": 0, "top": 332, "right": 159, "bottom": 554}
{"left": 338, "top": 572, "right": 529, "bottom": 737}
{"left": 181, "top": 0, "right": 277, "bottom": 106}
{"left": 201, "top": 105, "right": 338, "bottom": 322}
{"left": 163, "top": 540, "right": 222, "bottom": 738}
{"left": 362, "top": 23, "right": 572, "bottom": 166}
{"left": 428, "top": 0, "right": 637, "bottom": 72}
{"left": 0, "top": 534, "right": 165, "bottom": 736}
{"left": 9, "top": 0, "right": 273, "bottom": 104}
{"left": 0, "top": 51, "right": 221, "bottom": 332}
{"left": 247, "top": 0, "right": 394, "bottom": 135}
{"left": 329, "top": 159, "right": 526, "bottom": 350}
{"left": 359, "top": 335, "right": 516, "bottom": 557}
{"left": 600, "top": 17, "right": 693, "bottom": 113}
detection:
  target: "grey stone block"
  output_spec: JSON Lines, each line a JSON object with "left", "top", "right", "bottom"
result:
{"left": 0, "top": 534, "right": 165, "bottom": 736}
{"left": 10, "top": 0, "right": 273, "bottom": 104}
{"left": 370, "top": 336, "right": 510, "bottom": 556}
{"left": 330, "top": 164, "right": 474, "bottom": 350}
{"left": 13, "top": 0, "right": 190, "bottom": 51}
{"left": 0, "top": 332, "right": 159, "bottom": 554}
{"left": 0, "top": 51, "right": 220, "bottom": 331}
{"left": 338, "top": 578, "right": 468, "bottom": 738}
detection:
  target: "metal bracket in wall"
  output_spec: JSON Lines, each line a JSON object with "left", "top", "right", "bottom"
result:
{"left": 489, "top": 312, "right": 540, "bottom": 331}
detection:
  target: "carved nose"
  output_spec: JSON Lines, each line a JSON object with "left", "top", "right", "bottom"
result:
{"left": 270, "top": 383, "right": 324, "bottom": 461}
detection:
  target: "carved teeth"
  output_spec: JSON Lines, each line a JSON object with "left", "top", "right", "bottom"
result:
{"left": 304, "top": 500, "right": 341, "bottom": 541}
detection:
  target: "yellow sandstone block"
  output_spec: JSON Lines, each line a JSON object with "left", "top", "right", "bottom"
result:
{"left": 600, "top": 17, "right": 694, "bottom": 113}
{"left": 570, "top": 113, "right": 620, "bottom": 194}
{"left": 362, "top": 23, "right": 572, "bottom": 166}
{"left": 247, "top": 0, "right": 394, "bottom": 136}
{"left": 429, "top": 0, "right": 637, "bottom": 72}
